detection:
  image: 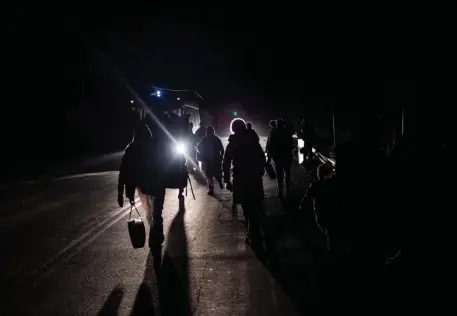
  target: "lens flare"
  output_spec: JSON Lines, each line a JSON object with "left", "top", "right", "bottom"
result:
{"left": 176, "top": 142, "right": 186, "bottom": 154}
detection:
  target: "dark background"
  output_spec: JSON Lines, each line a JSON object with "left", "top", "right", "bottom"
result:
{"left": 1, "top": 4, "right": 455, "bottom": 179}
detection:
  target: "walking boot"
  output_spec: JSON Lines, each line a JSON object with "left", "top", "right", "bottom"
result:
{"left": 149, "top": 222, "right": 164, "bottom": 249}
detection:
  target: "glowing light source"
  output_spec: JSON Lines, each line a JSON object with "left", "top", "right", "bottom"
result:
{"left": 177, "top": 97, "right": 180, "bottom": 100}
{"left": 233, "top": 111, "right": 238, "bottom": 116}
{"left": 130, "top": 100, "right": 134, "bottom": 104}
{"left": 175, "top": 142, "right": 186, "bottom": 154}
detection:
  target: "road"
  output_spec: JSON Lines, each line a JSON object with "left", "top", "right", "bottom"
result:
{"left": 0, "top": 136, "right": 306, "bottom": 316}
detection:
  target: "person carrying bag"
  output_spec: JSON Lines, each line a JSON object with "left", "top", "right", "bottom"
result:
{"left": 118, "top": 123, "right": 168, "bottom": 249}
{"left": 127, "top": 203, "right": 146, "bottom": 249}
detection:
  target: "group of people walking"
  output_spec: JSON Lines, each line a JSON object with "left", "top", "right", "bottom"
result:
{"left": 118, "top": 114, "right": 342, "bottom": 249}
{"left": 117, "top": 117, "right": 280, "bottom": 247}
{"left": 116, "top": 110, "right": 453, "bottom": 308}
{"left": 116, "top": 114, "right": 338, "bottom": 251}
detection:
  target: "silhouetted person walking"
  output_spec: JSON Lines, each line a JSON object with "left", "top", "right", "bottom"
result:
{"left": 197, "top": 126, "right": 224, "bottom": 195}
{"left": 118, "top": 122, "right": 186, "bottom": 248}
{"left": 223, "top": 118, "right": 266, "bottom": 244}
{"left": 300, "top": 163, "right": 339, "bottom": 251}
{"left": 266, "top": 118, "right": 294, "bottom": 199}
{"left": 194, "top": 121, "right": 206, "bottom": 170}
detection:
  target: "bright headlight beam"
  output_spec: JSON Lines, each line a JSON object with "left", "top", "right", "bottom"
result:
{"left": 176, "top": 142, "right": 186, "bottom": 154}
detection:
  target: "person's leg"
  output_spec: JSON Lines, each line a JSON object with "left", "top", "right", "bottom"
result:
{"left": 203, "top": 163, "right": 215, "bottom": 194}
{"left": 191, "top": 147, "right": 197, "bottom": 172}
{"left": 240, "top": 202, "right": 250, "bottom": 238}
{"left": 149, "top": 188, "right": 166, "bottom": 246}
{"left": 207, "top": 177, "right": 215, "bottom": 194}
{"left": 284, "top": 161, "right": 292, "bottom": 197}
{"left": 178, "top": 169, "right": 185, "bottom": 199}
{"left": 194, "top": 147, "right": 199, "bottom": 169}
{"left": 231, "top": 177, "right": 238, "bottom": 212}
{"left": 215, "top": 163, "right": 223, "bottom": 190}
{"left": 274, "top": 161, "right": 284, "bottom": 197}
{"left": 215, "top": 174, "right": 223, "bottom": 190}
{"left": 243, "top": 200, "right": 261, "bottom": 243}
{"left": 137, "top": 187, "right": 152, "bottom": 223}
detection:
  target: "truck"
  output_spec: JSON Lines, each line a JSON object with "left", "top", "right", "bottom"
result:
{"left": 130, "top": 88, "right": 201, "bottom": 132}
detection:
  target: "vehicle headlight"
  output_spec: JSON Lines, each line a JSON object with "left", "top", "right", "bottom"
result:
{"left": 175, "top": 142, "right": 187, "bottom": 154}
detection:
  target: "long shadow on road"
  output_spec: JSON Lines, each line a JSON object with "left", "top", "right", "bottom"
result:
{"left": 159, "top": 198, "right": 191, "bottom": 315}
{"left": 141, "top": 198, "right": 191, "bottom": 316}
{"left": 130, "top": 283, "right": 156, "bottom": 315}
{"left": 96, "top": 285, "right": 124, "bottom": 316}
{"left": 252, "top": 164, "right": 345, "bottom": 312}
{"left": 209, "top": 162, "right": 329, "bottom": 311}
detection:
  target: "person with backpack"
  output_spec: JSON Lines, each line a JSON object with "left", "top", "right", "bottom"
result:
{"left": 223, "top": 118, "right": 266, "bottom": 245}
{"left": 197, "top": 125, "right": 224, "bottom": 195}
{"left": 117, "top": 122, "right": 187, "bottom": 248}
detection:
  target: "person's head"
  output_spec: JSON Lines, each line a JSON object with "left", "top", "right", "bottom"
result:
{"left": 206, "top": 125, "right": 215, "bottom": 136}
{"left": 133, "top": 123, "right": 152, "bottom": 142}
{"left": 246, "top": 122, "right": 253, "bottom": 130}
{"left": 269, "top": 120, "right": 277, "bottom": 129}
{"left": 230, "top": 118, "right": 247, "bottom": 134}
{"left": 276, "top": 118, "right": 285, "bottom": 129}
{"left": 317, "top": 163, "right": 334, "bottom": 180}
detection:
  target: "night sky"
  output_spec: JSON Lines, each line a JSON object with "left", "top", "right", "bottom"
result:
{"left": 1, "top": 4, "right": 455, "bottom": 175}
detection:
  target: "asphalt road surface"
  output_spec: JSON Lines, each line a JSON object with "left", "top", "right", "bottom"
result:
{"left": 0, "top": 136, "right": 304, "bottom": 316}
